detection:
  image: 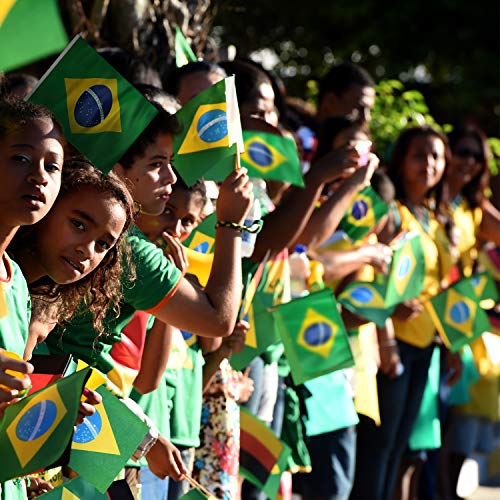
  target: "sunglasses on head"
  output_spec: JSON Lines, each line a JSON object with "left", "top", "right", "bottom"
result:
{"left": 454, "top": 146, "right": 484, "bottom": 163}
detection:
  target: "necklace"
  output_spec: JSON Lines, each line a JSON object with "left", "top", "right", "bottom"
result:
{"left": 450, "top": 194, "right": 462, "bottom": 211}
{"left": 405, "top": 201, "right": 430, "bottom": 233}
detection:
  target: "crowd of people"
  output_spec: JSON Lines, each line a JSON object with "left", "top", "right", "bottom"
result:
{"left": 0, "top": 36, "right": 499, "bottom": 500}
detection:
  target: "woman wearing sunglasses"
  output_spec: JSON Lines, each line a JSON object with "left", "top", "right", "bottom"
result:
{"left": 436, "top": 124, "right": 500, "bottom": 499}
{"left": 446, "top": 124, "right": 500, "bottom": 278}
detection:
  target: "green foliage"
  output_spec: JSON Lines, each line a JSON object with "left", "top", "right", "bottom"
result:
{"left": 370, "top": 80, "right": 500, "bottom": 175}
{"left": 212, "top": 0, "right": 498, "bottom": 136}
{"left": 487, "top": 138, "right": 500, "bottom": 176}
{"left": 369, "top": 80, "right": 442, "bottom": 163}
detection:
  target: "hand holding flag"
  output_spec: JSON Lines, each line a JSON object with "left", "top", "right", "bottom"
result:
{"left": 173, "top": 76, "right": 245, "bottom": 185}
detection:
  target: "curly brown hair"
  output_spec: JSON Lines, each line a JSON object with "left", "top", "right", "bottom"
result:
{"left": 11, "top": 158, "right": 136, "bottom": 339}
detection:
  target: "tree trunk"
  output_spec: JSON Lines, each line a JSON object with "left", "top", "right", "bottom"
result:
{"left": 58, "top": 0, "right": 215, "bottom": 80}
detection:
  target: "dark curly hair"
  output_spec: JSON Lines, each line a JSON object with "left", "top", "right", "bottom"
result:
{"left": 118, "top": 102, "right": 180, "bottom": 169}
{"left": 11, "top": 158, "right": 136, "bottom": 339}
{"left": 0, "top": 97, "right": 65, "bottom": 145}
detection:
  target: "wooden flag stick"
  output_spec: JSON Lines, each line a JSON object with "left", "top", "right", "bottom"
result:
{"left": 234, "top": 144, "right": 241, "bottom": 170}
{"left": 182, "top": 474, "right": 213, "bottom": 497}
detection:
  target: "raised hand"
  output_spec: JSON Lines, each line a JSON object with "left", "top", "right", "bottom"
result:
{"left": 216, "top": 168, "right": 254, "bottom": 225}
{"left": 0, "top": 350, "right": 33, "bottom": 403}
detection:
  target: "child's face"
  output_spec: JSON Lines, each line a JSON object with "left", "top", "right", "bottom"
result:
{"left": 116, "top": 132, "right": 176, "bottom": 216}
{"left": 33, "top": 186, "right": 127, "bottom": 284}
{"left": 0, "top": 118, "right": 63, "bottom": 229}
{"left": 137, "top": 187, "right": 204, "bottom": 244}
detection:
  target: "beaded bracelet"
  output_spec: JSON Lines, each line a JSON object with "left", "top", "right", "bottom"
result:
{"left": 215, "top": 219, "right": 263, "bottom": 234}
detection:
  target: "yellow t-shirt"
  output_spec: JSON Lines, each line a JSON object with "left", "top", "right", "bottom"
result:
{"left": 451, "top": 197, "right": 482, "bottom": 278}
{"left": 393, "top": 203, "right": 452, "bottom": 348}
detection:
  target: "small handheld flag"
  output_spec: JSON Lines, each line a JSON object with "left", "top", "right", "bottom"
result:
{"left": 173, "top": 77, "right": 244, "bottom": 186}
{"left": 69, "top": 385, "right": 149, "bottom": 492}
{"left": 239, "top": 407, "right": 291, "bottom": 499}
{"left": 339, "top": 186, "right": 389, "bottom": 242}
{"left": 467, "top": 271, "right": 499, "bottom": 309}
{"left": 28, "top": 35, "right": 159, "bottom": 174}
{"left": 175, "top": 27, "right": 197, "bottom": 67}
{"left": 338, "top": 280, "right": 393, "bottom": 327}
{"left": 0, "top": 368, "right": 89, "bottom": 482}
{"left": 385, "top": 231, "right": 425, "bottom": 308}
{"left": 183, "top": 213, "right": 217, "bottom": 254}
{"left": 273, "top": 288, "right": 354, "bottom": 385}
{"left": 0, "top": 0, "right": 68, "bottom": 72}
{"left": 426, "top": 279, "right": 492, "bottom": 352}
{"left": 240, "top": 131, "right": 304, "bottom": 187}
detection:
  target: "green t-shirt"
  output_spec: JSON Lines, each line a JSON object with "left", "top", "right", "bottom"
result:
{"left": 304, "top": 371, "right": 359, "bottom": 437}
{"left": 164, "top": 329, "right": 204, "bottom": 447}
{"left": 0, "top": 256, "right": 31, "bottom": 356}
{"left": 0, "top": 257, "right": 30, "bottom": 500}
{"left": 44, "top": 226, "right": 182, "bottom": 377}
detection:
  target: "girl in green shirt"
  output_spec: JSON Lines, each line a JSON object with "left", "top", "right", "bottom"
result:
{"left": 0, "top": 97, "right": 64, "bottom": 500}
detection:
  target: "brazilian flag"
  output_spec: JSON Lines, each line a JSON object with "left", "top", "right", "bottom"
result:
{"left": 426, "top": 279, "right": 492, "bottom": 352}
{"left": 36, "top": 476, "right": 107, "bottom": 499}
{"left": 339, "top": 186, "right": 389, "bottom": 242}
{"left": 273, "top": 289, "right": 354, "bottom": 385}
{"left": 0, "top": 368, "right": 89, "bottom": 482}
{"left": 28, "top": 35, "right": 158, "bottom": 174}
{"left": 468, "top": 271, "right": 499, "bottom": 309}
{"left": 175, "top": 27, "right": 197, "bottom": 68}
{"left": 0, "top": 0, "right": 68, "bottom": 72}
{"left": 173, "top": 76, "right": 244, "bottom": 186}
{"left": 385, "top": 231, "right": 425, "bottom": 308}
{"left": 338, "top": 280, "right": 393, "bottom": 328}
{"left": 240, "top": 131, "right": 304, "bottom": 187}
{"left": 69, "top": 385, "right": 148, "bottom": 492}
{"left": 183, "top": 212, "right": 217, "bottom": 254}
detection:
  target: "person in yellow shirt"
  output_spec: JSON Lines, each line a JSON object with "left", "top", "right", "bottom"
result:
{"left": 438, "top": 124, "right": 500, "bottom": 499}
{"left": 351, "top": 126, "right": 456, "bottom": 500}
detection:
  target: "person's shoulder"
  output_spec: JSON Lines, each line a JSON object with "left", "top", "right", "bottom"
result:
{"left": 4, "top": 254, "right": 29, "bottom": 291}
{"left": 127, "top": 226, "right": 166, "bottom": 263}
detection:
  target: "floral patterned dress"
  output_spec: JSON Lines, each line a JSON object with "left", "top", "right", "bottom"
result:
{"left": 192, "top": 359, "right": 241, "bottom": 499}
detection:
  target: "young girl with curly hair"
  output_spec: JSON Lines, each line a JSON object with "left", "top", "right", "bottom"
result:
{"left": 8, "top": 158, "right": 135, "bottom": 358}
